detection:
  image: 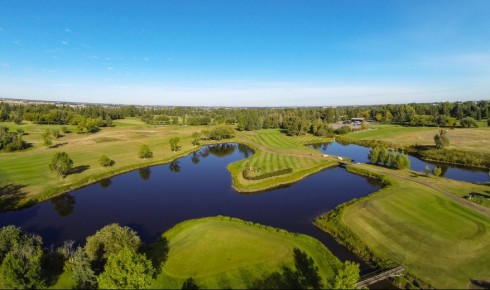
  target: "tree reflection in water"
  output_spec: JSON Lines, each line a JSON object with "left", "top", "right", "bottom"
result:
{"left": 139, "top": 167, "right": 151, "bottom": 181}
{"left": 169, "top": 161, "right": 181, "bottom": 173}
{"left": 99, "top": 178, "right": 112, "bottom": 188}
{"left": 51, "top": 194, "right": 76, "bottom": 217}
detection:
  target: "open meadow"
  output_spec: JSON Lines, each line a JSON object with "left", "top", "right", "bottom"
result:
{"left": 347, "top": 124, "right": 490, "bottom": 154}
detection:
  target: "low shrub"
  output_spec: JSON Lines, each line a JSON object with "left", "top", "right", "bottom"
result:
{"left": 243, "top": 167, "right": 293, "bottom": 180}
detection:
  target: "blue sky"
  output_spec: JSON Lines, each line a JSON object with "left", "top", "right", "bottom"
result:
{"left": 0, "top": 0, "right": 489, "bottom": 106}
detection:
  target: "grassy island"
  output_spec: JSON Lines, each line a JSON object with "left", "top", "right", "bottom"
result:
{"left": 229, "top": 129, "right": 338, "bottom": 192}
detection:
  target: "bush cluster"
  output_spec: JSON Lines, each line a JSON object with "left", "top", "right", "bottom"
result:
{"left": 243, "top": 167, "right": 293, "bottom": 180}
{"left": 0, "top": 126, "right": 26, "bottom": 152}
{"left": 368, "top": 147, "right": 411, "bottom": 170}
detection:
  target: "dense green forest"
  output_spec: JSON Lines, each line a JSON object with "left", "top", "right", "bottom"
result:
{"left": 1, "top": 100, "right": 489, "bottom": 127}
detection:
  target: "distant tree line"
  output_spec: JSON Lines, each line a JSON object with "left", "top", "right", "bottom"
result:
{"left": 2, "top": 100, "right": 489, "bottom": 138}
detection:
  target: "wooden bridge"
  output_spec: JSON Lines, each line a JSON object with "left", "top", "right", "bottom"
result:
{"left": 356, "top": 265, "right": 405, "bottom": 288}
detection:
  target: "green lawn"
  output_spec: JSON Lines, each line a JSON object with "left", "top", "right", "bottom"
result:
{"left": 316, "top": 163, "right": 490, "bottom": 288}
{"left": 229, "top": 129, "right": 337, "bottom": 192}
{"left": 153, "top": 216, "right": 340, "bottom": 289}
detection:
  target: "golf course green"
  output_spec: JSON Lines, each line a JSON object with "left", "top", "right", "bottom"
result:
{"left": 153, "top": 216, "right": 340, "bottom": 289}
{"left": 316, "top": 163, "right": 490, "bottom": 288}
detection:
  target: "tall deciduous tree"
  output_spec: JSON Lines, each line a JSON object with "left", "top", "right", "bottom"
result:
{"left": 433, "top": 166, "right": 443, "bottom": 177}
{"left": 460, "top": 117, "right": 478, "bottom": 128}
{"left": 394, "top": 153, "right": 410, "bottom": 170}
{"left": 169, "top": 137, "right": 181, "bottom": 151}
{"left": 368, "top": 147, "right": 380, "bottom": 164}
{"left": 425, "top": 165, "right": 431, "bottom": 176}
{"left": 98, "top": 154, "right": 114, "bottom": 167}
{"left": 72, "top": 247, "right": 97, "bottom": 289}
{"left": 0, "top": 226, "right": 45, "bottom": 289}
{"left": 181, "top": 277, "right": 200, "bottom": 289}
{"left": 138, "top": 144, "right": 153, "bottom": 159}
{"left": 97, "top": 247, "right": 154, "bottom": 289}
{"left": 49, "top": 151, "right": 74, "bottom": 179}
{"left": 85, "top": 224, "right": 141, "bottom": 268}
{"left": 42, "top": 129, "right": 52, "bottom": 147}
{"left": 191, "top": 132, "right": 201, "bottom": 146}
{"left": 434, "top": 129, "right": 450, "bottom": 149}
{"left": 332, "top": 261, "right": 360, "bottom": 289}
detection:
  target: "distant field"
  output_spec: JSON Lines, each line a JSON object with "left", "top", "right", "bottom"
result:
{"left": 316, "top": 163, "right": 490, "bottom": 288}
{"left": 0, "top": 119, "right": 210, "bottom": 209}
{"left": 154, "top": 216, "right": 340, "bottom": 289}
{"left": 346, "top": 124, "right": 490, "bottom": 154}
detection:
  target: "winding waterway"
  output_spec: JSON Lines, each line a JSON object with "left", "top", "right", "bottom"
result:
{"left": 0, "top": 143, "right": 380, "bottom": 265}
{"left": 312, "top": 141, "right": 490, "bottom": 183}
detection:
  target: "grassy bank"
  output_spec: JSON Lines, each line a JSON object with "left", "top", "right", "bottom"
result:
{"left": 229, "top": 129, "right": 338, "bottom": 192}
{"left": 315, "top": 163, "right": 490, "bottom": 288}
{"left": 0, "top": 119, "right": 219, "bottom": 210}
{"left": 153, "top": 216, "right": 341, "bottom": 289}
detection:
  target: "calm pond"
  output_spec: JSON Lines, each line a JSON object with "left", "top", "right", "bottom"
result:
{"left": 0, "top": 143, "right": 380, "bottom": 265}
{"left": 312, "top": 141, "right": 490, "bottom": 183}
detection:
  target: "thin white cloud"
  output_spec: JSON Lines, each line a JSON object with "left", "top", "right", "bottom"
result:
{"left": 0, "top": 63, "right": 10, "bottom": 68}
{"left": 64, "top": 28, "right": 72, "bottom": 33}
{"left": 61, "top": 40, "right": 69, "bottom": 45}
{"left": 420, "top": 52, "right": 490, "bottom": 72}
{"left": 106, "top": 66, "right": 114, "bottom": 71}
{"left": 13, "top": 39, "right": 21, "bottom": 46}
{"left": 143, "top": 57, "right": 150, "bottom": 62}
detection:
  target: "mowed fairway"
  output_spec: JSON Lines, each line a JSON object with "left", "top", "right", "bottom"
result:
{"left": 347, "top": 124, "right": 490, "bottom": 154}
{"left": 0, "top": 119, "right": 210, "bottom": 208}
{"left": 153, "top": 216, "right": 340, "bottom": 289}
{"left": 337, "top": 164, "right": 490, "bottom": 288}
{"left": 229, "top": 129, "right": 337, "bottom": 192}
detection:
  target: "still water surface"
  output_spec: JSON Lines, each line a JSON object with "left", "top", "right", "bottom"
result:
{"left": 0, "top": 143, "right": 380, "bottom": 264}
{"left": 312, "top": 141, "right": 489, "bottom": 183}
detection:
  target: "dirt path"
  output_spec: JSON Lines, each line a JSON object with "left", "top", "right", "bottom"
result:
{"left": 357, "top": 164, "right": 490, "bottom": 217}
